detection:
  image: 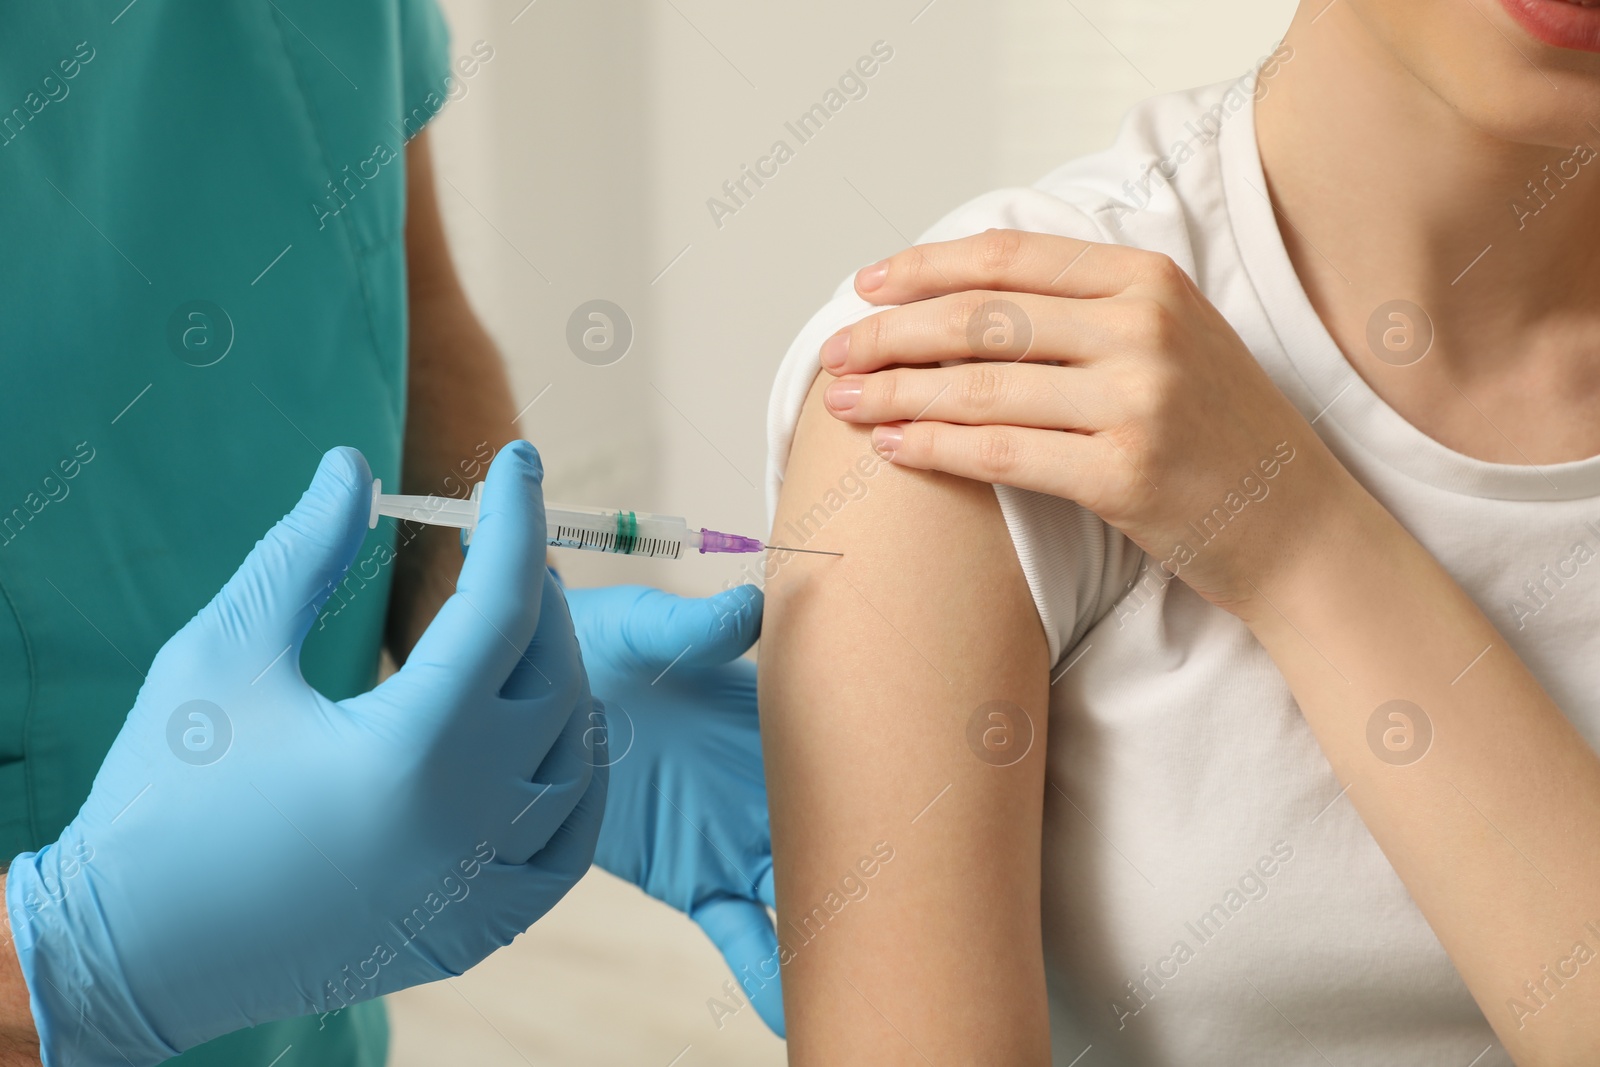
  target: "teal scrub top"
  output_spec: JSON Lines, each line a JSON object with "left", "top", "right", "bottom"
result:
{"left": 0, "top": 2, "right": 453, "bottom": 1063}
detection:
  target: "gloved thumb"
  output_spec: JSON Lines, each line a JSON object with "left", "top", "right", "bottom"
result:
{"left": 622, "top": 585, "right": 763, "bottom": 670}
{"left": 692, "top": 895, "right": 786, "bottom": 1037}
{"left": 201, "top": 447, "right": 374, "bottom": 656}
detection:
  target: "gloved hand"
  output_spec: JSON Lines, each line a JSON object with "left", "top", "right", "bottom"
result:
{"left": 567, "top": 582, "right": 784, "bottom": 1036}
{"left": 5, "top": 442, "right": 607, "bottom": 1067}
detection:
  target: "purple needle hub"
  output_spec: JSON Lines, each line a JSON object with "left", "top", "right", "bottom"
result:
{"left": 698, "top": 528, "right": 765, "bottom": 554}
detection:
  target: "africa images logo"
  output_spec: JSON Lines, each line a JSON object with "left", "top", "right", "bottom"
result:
{"left": 166, "top": 700, "right": 233, "bottom": 766}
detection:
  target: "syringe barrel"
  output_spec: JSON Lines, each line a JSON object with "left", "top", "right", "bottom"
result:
{"left": 546, "top": 504, "right": 690, "bottom": 559}
{"left": 371, "top": 480, "right": 700, "bottom": 558}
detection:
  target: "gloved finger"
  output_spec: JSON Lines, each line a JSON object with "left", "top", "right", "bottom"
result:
{"left": 623, "top": 585, "right": 763, "bottom": 670}
{"left": 202, "top": 446, "right": 372, "bottom": 658}
{"left": 516, "top": 731, "right": 609, "bottom": 889}
{"left": 441, "top": 754, "right": 603, "bottom": 955}
{"left": 692, "top": 896, "right": 786, "bottom": 1037}
{"left": 406, "top": 442, "right": 548, "bottom": 687}
{"left": 499, "top": 697, "right": 600, "bottom": 860}
{"left": 501, "top": 572, "right": 584, "bottom": 702}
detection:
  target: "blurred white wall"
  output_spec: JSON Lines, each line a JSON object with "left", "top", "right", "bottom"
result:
{"left": 388, "top": 1, "right": 1296, "bottom": 1064}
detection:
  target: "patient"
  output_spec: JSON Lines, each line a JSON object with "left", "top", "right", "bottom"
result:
{"left": 761, "top": 1, "right": 1600, "bottom": 1064}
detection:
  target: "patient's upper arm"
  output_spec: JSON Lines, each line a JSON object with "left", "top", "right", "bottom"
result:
{"left": 760, "top": 372, "right": 1052, "bottom": 1065}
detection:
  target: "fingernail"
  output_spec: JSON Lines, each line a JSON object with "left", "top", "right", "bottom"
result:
{"left": 820, "top": 330, "right": 851, "bottom": 370}
{"left": 826, "top": 379, "right": 862, "bottom": 412}
{"left": 872, "top": 425, "right": 903, "bottom": 460}
{"left": 856, "top": 260, "right": 889, "bottom": 293}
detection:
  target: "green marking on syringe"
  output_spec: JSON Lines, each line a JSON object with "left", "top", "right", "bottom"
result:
{"left": 614, "top": 510, "right": 638, "bottom": 554}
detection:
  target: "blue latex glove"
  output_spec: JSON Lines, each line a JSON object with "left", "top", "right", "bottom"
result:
{"left": 568, "top": 582, "right": 785, "bottom": 1036}
{"left": 5, "top": 442, "right": 607, "bottom": 1067}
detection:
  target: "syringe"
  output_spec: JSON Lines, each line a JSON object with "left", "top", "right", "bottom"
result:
{"left": 368, "top": 481, "right": 841, "bottom": 560}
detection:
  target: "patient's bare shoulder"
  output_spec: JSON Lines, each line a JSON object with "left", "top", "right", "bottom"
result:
{"left": 769, "top": 372, "right": 1039, "bottom": 617}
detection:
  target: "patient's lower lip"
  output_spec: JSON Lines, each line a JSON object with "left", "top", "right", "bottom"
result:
{"left": 1497, "top": 0, "right": 1600, "bottom": 53}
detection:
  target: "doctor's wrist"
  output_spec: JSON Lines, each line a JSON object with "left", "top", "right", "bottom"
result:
{"left": 0, "top": 876, "right": 40, "bottom": 1066}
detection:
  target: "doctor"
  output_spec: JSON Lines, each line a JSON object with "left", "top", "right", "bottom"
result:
{"left": 0, "top": 2, "right": 779, "bottom": 1064}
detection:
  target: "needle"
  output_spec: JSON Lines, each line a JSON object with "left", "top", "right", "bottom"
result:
{"left": 764, "top": 544, "right": 844, "bottom": 557}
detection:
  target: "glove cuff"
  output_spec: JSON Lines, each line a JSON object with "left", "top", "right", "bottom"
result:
{"left": 7, "top": 842, "right": 178, "bottom": 1067}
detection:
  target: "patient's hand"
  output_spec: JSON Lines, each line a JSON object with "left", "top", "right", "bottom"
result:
{"left": 819, "top": 229, "right": 1363, "bottom": 615}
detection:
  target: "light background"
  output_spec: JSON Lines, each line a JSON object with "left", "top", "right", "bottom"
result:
{"left": 387, "top": 0, "right": 1298, "bottom": 1063}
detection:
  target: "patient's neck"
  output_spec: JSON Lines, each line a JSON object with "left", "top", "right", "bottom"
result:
{"left": 1255, "top": 2, "right": 1600, "bottom": 465}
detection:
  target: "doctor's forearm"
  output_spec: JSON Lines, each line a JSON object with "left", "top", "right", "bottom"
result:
{"left": 388, "top": 131, "right": 520, "bottom": 661}
{"left": 1240, "top": 496, "right": 1600, "bottom": 1065}
{"left": 0, "top": 877, "right": 40, "bottom": 1066}
{"left": 387, "top": 286, "right": 517, "bottom": 661}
